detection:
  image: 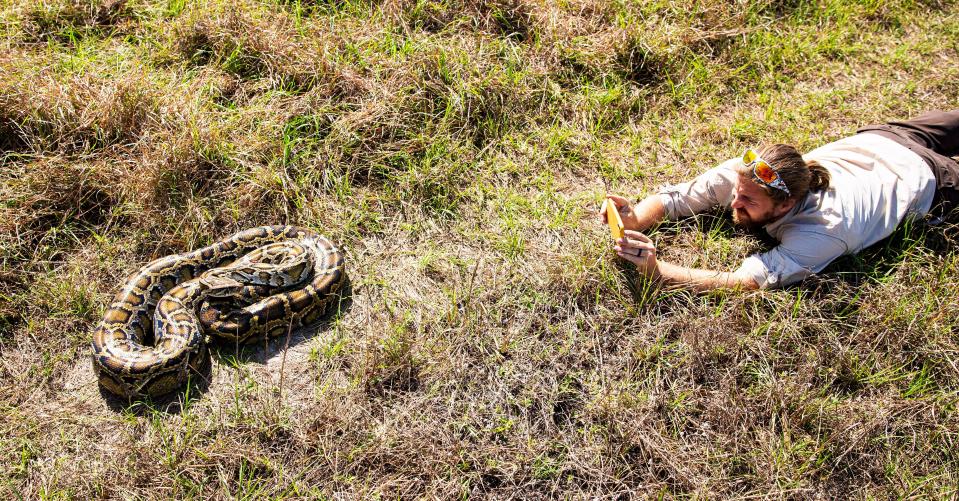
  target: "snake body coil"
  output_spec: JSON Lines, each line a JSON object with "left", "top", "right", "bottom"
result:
{"left": 90, "top": 226, "right": 345, "bottom": 399}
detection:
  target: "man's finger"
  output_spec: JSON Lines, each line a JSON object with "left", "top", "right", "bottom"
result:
{"left": 615, "top": 242, "right": 655, "bottom": 254}
{"left": 617, "top": 236, "right": 655, "bottom": 249}
{"left": 616, "top": 249, "right": 647, "bottom": 265}
{"left": 599, "top": 199, "right": 608, "bottom": 223}
{"left": 623, "top": 230, "right": 652, "bottom": 243}
{"left": 607, "top": 194, "right": 631, "bottom": 208}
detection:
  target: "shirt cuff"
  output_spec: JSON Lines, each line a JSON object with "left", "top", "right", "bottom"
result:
{"left": 736, "top": 255, "right": 778, "bottom": 289}
{"left": 658, "top": 190, "right": 679, "bottom": 220}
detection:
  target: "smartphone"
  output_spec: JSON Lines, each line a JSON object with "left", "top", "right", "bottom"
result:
{"left": 606, "top": 199, "right": 625, "bottom": 240}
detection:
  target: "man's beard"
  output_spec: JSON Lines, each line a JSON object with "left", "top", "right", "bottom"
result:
{"left": 732, "top": 208, "right": 776, "bottom": 229}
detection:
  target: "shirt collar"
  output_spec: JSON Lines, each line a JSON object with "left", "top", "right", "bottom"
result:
{"left": 763, "top": 194, "right": 807, "bottom": 234}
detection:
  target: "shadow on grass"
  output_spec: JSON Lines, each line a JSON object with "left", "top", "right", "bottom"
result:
{"left": 618, "top": 210, "right": 956, "bottom": 318}
{"left": 811, "top": 219, "right": 957, "bottom": 288}
{"left": 616, "top": 209, "right": 776, "bottom": 310}
{"left": 658, "top": 209, "right": 957, "bottom": 291}
{"left": 99, "top": 276, "right": 354, "bottom": 415}
{"left": 784, "top": 219, "right": 957, "bottom": 325}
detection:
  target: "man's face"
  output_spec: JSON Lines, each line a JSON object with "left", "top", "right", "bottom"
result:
{"left": 730, "top": 176, "right": 792, "bottom": 228}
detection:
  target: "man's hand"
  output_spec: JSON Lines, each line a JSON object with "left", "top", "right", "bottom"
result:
{"left": 613, "top": 230, "right": 659, "bottom": 278}
{"left": 599, "top": 195, "right": 642, "bottom": 231}
{"left": 599, "top": 194, "right": 666, "bottom": 233}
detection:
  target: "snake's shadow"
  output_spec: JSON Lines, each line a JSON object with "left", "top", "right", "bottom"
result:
{"left": 100, "top": 276, "right": 354, "bottom": 415}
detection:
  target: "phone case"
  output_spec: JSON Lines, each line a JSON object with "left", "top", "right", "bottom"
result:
{"left": 606, "top": 200, "right": 625, "bottom": 240}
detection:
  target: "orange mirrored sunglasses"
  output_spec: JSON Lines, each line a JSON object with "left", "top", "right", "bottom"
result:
{"left": 743, "top": 149, "right": 790, "bottom": 196}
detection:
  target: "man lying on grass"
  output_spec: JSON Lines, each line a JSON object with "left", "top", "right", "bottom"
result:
{"left": 601, "top": 110, "right": 959, "bottom": 291}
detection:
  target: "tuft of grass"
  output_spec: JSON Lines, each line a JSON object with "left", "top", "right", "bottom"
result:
{"left": 17, "top": 0, "right": 135, "bottom": 45}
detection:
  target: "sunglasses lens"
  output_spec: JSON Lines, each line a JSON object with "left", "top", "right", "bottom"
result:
{"left": 743, "top": 149, "right": 756, "bottom": 164}
{"left": 753, "top": 161, "right": 777, "bottom": 183}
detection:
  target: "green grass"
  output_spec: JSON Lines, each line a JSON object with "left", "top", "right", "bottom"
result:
{"left": 1, "top": 0, "right": 959, "bottom": 498}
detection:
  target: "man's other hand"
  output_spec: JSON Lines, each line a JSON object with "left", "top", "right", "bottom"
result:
{"left": 614, "top": 230, "right": 658, "bottom": 277}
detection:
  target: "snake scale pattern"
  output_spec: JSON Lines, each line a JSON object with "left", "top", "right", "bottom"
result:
{"left": 90, "top": 226, "right": 345, "bottom": 399}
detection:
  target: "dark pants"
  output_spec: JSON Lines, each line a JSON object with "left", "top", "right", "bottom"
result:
{"left": 858, "top": 110, "right": 959, "bottom": 222}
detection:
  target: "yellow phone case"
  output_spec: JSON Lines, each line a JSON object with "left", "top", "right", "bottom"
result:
{"left": 606, "top": 199, "right": 625, "bottom": 240}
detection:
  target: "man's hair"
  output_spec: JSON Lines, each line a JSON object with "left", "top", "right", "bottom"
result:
{"left": 735, "top": 144, "right": 831, "bottom": 203}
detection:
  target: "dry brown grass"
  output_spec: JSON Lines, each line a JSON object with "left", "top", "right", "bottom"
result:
{"left": 2, "top": 0, "right": 959, "bottom": 498}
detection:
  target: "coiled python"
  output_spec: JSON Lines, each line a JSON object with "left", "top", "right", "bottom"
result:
{"left": 90, "top": 226, "right": 345, "bottom": 399}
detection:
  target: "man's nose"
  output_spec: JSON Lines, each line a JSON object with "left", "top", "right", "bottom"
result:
{"left": 731, "top": 196, "right": 743, "bottom": 209}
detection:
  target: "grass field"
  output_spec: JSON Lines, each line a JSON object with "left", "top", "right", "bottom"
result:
{"left": 2, "top": 0, "right": 959, "bottom": 497}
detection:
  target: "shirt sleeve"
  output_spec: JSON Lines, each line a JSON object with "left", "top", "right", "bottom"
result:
{"left": 658, "top": 158, "right": 740, "bottom": 219}
{"left": 736, "top": 230, "right": 849, "bottom": 288}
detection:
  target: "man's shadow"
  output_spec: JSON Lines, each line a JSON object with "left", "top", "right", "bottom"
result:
{"left": 809, "top": 219, "right": 956, "bottom": 288}
{"left": 618, "top": 209, "right": 773, "bottom": 312}
{"left": 793, "top": 220, "right": 957, "bottom": 325}
{"left": 100, "top": 276, "right": 354, "bottom": 415}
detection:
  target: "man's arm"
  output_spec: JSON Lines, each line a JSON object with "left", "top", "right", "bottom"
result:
{"left": 654, "top": 260, "right": 759, "bottom": 291}
{"left": 601, "top": 159, "right": 740, "bottom": 232}
{"left": 614, "top": 231, "right": 759, "bottom": 291}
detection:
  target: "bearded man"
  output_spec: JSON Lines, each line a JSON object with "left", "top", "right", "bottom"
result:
{"left": 600, "top": 110, "right": 959, "bottom": 290}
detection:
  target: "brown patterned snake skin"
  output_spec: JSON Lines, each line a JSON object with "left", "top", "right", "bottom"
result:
{"left": 91, "top": 226, "right": 346, "bottom": 399}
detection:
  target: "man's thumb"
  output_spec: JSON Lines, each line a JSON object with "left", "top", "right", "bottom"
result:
{"left": 606, "top": 194, "right": 630, "bottom": 208}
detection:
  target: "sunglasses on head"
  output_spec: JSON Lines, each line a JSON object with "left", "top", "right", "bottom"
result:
{"left": 743, "top": 148, "right": 790, "bottom": 196}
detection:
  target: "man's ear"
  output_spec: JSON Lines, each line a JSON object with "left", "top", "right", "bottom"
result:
{"left": 776, "top": 198, "right": 797, "bottom": 216}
